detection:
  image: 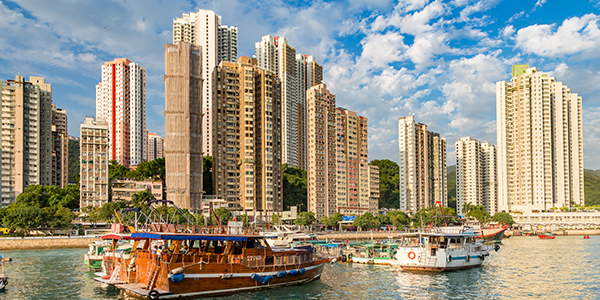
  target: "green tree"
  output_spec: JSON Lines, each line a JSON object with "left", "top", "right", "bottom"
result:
{"left": 3, "top": 205, "right": 48, "bottom": 233}
{"left": 98, "top": 201, "right": 130, "bottom": 222}
{"left": 282, "top": 164, "right": 307, "bottom": 211}
{"left": 194, "top": 213, "right": 205, "bottom": 226}
{"left": 271, "top": 214, "right": 281, "bottom": 225}
{"left": 47, "top": 206, "right": 76, "bottom": 229}
{"left": 387, "top": 211, "right": 411, "bottom": 228}
{"left": 353, "top": 212, "right": 381, "bottom": 230}
{"left": 370, "top": 159, "right": 400, "bottom": 209}
{"left": 68, "top": 138, "right": 80, "bottom": 184}
{"left": 321, "top": 212, "right": 343, "bottom": 229}
{"left": 492, "top": 212, "right": 515, "bottom": 226}
{"left": 413, "top": 207, "right": 457, "bottom": 227}
{"left": 468, "top": 209, "right": 491, "bottom": 224}
{"left": 131, "top": 190, "right": 156, "bottom": 209}
{"left": 294, "top": 211, "right": 316, "bottom": 226}
{"left": 203, "top": 156, "right": 213, "bottom": 195}
{"left": 213, "top": 207, "right": 232, "bottom": 225}
{"left": 81, "top": 206, "right": 101, "bottom": 225}
{"left": 241, "top": 214, "right": 251, "bottom": 227}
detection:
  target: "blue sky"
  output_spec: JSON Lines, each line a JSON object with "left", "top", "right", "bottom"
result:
{"left": 1, "top": 0, "right": 600, "bottom": 167}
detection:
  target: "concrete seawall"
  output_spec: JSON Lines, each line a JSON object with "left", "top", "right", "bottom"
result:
{"left": 0, "top": 237, "right": 101, "bottom": 250}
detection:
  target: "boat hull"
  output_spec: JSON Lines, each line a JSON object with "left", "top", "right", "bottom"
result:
{"left": 117, "top": 261, "right": 328, "bottom": 299}
{"left": 351, "top": 256, "right": 396, "bottom": 265}
{"left": 84, "top": 254, "right": 103, "bottom": 271}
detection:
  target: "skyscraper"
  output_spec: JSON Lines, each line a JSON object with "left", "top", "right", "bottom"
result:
{"left": 51, "top": 104, "right": 68, "bottom": 188}
{"left": 164, "top": 42, "right": 204, "bottom": 212}
{"left": 496, "top": 64, "right": 583, "bottom": 212}
{"left": 95, "top": 58, "right": 146, "bottom": 167}
{"left": 79, "top": 116, "right": 109, "bottom": 208}
{"left": 307, "top": 83, "right": 337, "bottom": 218}
{"left": 255, "top": 36, "right": 323, "bottom": 169}
{"left": 146, "top": 131, "right": 165, "bottom": 162}
{"left": 212, "top": 56, "right": 283, "bottom": 212}
{"left": 455, "top": 137, "right": 497, "bottom": 215}
{"left": 173, "top": 10, "right": 238, "bottom": 157}
{"left": 1, "top": 76, "right": 53, "bottom": 205}
{"left": 398, "top": 116, "right": 447, "bottom": 214}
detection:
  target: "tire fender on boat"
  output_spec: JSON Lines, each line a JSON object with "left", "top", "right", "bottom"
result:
{"left": 447, "top": 255, "right": 452, "bottom": 262}
{"left": 479, "top": 254, "right": 485, "bottom": 261}
{"left": 147, "top": 290, "right": 160, "bottom": 300}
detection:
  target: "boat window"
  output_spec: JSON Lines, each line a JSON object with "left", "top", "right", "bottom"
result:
{"left": 231, "top": 241, "right": 243, "bottom": 255}
{"left": 247, "top": 239, "right": 265, "bottom": 249}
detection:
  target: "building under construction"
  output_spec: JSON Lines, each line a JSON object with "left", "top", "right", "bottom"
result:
{"left": 164, "top": 42, "right": 203, "bottom": 212}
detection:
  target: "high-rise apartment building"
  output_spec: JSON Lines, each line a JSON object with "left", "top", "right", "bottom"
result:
{"left": 212, "top": 56, "right": 283, "bottom": 212}
{"left": 307, "top": 83, "right": 337, "bottom": 218}
{"left": 146, "top": 131, "right": 165, "bottom": 162}
{"left": 96, "top": 58, "right": 146, "bottom": 167}
{"left": 51, "top": 104, "right": 68, "bottom": 187}
{"left": 306, "top": 85, "right": 379, "bottom": 218}
{"left": 455, "top": 137, "right": 497, "bottom": 215}
{"left": 335, "top": 108, "right": 373, "bottom": 215}
{"left": 255, "top": 36, "right": 323, "bottom": 169}
{"left": 1, "top": 76, "right": 53, "bottom": 205}
{"left": 497, "top": 64, "right": 583, "bottom": 212}
{"left": 173, "top": 10, "right": 238, "bottom": 157}
{"left": 398, "top": 116, "right": 447, "bottom": 214}
{"left": 79, "top": 116, "right": 109, "bottom": 208}
{"left": 164, "top": 42, "right": 204, "bottom": 212}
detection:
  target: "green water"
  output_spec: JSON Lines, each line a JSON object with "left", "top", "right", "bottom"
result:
{"left": 1, "top": 236, "right": 599, "bottom": 299}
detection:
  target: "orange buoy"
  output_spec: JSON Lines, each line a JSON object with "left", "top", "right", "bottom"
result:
{"left": 584, "top": 235, "right": 590, "bottom": 239}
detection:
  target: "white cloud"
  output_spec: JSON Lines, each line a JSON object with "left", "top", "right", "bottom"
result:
{"left": 515, "top": 13, "right": 600, "bottom": 57}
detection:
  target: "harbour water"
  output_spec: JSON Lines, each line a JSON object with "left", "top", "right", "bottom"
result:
{"left": 1, "top": 236, "right": 599, "bottom": 299}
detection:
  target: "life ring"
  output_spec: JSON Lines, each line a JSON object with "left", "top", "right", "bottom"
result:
{"left": 408, "top": 251, "right": 416, "bottom": 260}
{"left": 447, "top": 255, "right": 452, "bottom": 262}
{"left": 148, "top": 290, "right": 160, "bottom": 300}
{"left": 479, "top": 254, "right": 485, "bottom": 261}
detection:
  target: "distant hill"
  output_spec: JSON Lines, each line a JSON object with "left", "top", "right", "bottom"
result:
{"left": 448, "top": 166, "right": 600, "bottom": 207}
{"left": 68, "top": 139, "right": 79, "bottom": 184}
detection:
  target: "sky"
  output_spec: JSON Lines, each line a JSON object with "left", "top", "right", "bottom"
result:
{"left": 1, "top": 0, "right": 600, "bottom": 168}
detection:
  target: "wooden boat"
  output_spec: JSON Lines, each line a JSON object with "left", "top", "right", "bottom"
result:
{"left": 395, "top": 226, "right": 500, "bottom": 272}
{"left": 350, "top": 242, "right": 399, "bottom": 265}
{"left": 477, "top": 226, "right": 508, "bottom": 244}
{"left": 112, "top": 229, "right": 332, "bottom": 299}
{"left": 538, "top": 232, "right": 555, "bottom": 239}
{"left": 94, "top": 233, "right": 141, "bottom": 284}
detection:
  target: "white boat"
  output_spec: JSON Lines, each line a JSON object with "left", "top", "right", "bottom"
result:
{"left": 262, "top": 225, "right": 316, "bottom": 247}
{"left": 394, "top": 226, "right": 500, "bottom": 271}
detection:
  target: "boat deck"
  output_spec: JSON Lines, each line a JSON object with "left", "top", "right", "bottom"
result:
{"left": 117, "top": 283, "right": 171, "bottom": 298}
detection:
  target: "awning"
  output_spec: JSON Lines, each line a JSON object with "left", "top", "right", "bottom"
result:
{"left": 131, "top": 232, "right": 250, "bottom": 242}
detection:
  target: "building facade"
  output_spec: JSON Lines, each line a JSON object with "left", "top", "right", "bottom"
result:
{"left": 212, "top": 56, "right": 283, "bottom": 212}
{"left": 96, "top": 58, "right": 146, "bottom": 167}
{"left": 112, "top": 178, "right": 163, "bottom": 202}
{"left": 307, "top": 83, "right": 337, "bottom": 219}
{"left": 51, "top": 104, "right": 68, "bottom": 187}
{"left": 146, "top": 131, "right": 165, "bottom": 162}
{"left": 164, "top": 42, "right": 204, "bottom": 212}
{"left": 79, "top": 117, "right": 109, "bottom": 208}
{"left": 398, "top": 116, "right": 447, "bottom": 214}
{"left": 255, "top": 35, "right": 323, "bottom": 169}
{"left": 455, "top": 137, "right": 497, "bottom": 215}
{"left": 1, "top": 76, "right": 53, "bottom": 205}
{"left": 369, "top": 165, "right": 380, "bottom": 214}
{"left": 173, "top": 9, "right": 238, "bottom": 157}
{"left": 497, "top": 65, "right": 584, "bottom": 212}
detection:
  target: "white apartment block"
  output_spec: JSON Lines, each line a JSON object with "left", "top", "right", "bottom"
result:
{"left": 146, "top": 131, "right": 165, "bottom": 162}
{"left": 295, "top": 54, "right": 323, "bottom": 170}
{"left": 80, "top": 117, "right": 109, "bottom": 208}
{"left": 1, "top": 76, "right": 53, "bottom": 205}
{"left": 455, "top": 137, "right": 497, "bottom": 215}
{"left": 173, "top": 10, "right": 238, "bottom": 157}
{"left": 497, "top": 64, "right": 584, "bottom": 212}
{"left": 398, "top": 116, "right": 447, "bottom": 214}
{"left": 212, "top": 57, "right": 283, "bottom": 212}
{"left": 51, "top": 104, "right": 68, "bottom": 188}
{"left": 96, "top": 58, "right": 146, "bottom": 167}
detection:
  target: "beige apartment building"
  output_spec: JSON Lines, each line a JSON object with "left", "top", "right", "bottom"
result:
{"left": 96, "top": 58, "right": 146, "bottom": 167}
{"left": 255, "top": 36, "right": 323, "bottom": 169}
{"left": 398, "top": 116, "right": 447, "bottom": 214}
{"left": 307, "top": 83, "right": 337, "bottom": 218}
{"left": 51, "top": 104, "right": 68, "bottom": 188}
{"left": 164, "top": 42, "right": 204, "bottom": 212}
{"left": 112, "top": 178, "right": 163, "bottom": 201}
{"left": 1, "top": 76, "right": 54, "bottom": 205}
{"left": 173, "top": 9, "right": 238, "bottom": 157}
{"left": 369, "top": 165, "right": 380, "bottom": 213}
{"left": 79, "top": 117, "right": 109, "bottom": 208}
{"left": 146, "top": 131, "right": 165, "bottom": 162}
{"left": 497, "top": 64, "right": 584, "bottom": 212}
{"left": 455, "top": 137, "right": 497, "bottom": 215}
{"left": 212, "top": 56, "right": 283, "bottom": 212}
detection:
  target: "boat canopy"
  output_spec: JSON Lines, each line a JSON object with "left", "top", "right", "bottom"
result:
{"left": 101, "top": 234, "right": 142, "bottom": 240}
{"left": 131, "top": 232, "right": 263, "bottom": 242}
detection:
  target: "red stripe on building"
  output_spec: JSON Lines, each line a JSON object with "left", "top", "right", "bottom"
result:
{"left": 112, "top": 63, "right": 116, "bottom": 161}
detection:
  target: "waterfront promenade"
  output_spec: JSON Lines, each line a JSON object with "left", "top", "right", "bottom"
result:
{"left": 0, "top": 236, "right": 101, "bottom": 250}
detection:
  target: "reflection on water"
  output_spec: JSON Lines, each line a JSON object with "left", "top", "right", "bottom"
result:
{"left": 1, "top": 236, "right": 599, "bottom": 299}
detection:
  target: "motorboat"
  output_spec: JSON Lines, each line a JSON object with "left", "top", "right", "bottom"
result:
{"left": 394, "top": 226, "right": 500, "bottom": 271}
{"left": 349, "top": 242, "right": 399, "bottom": 265}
